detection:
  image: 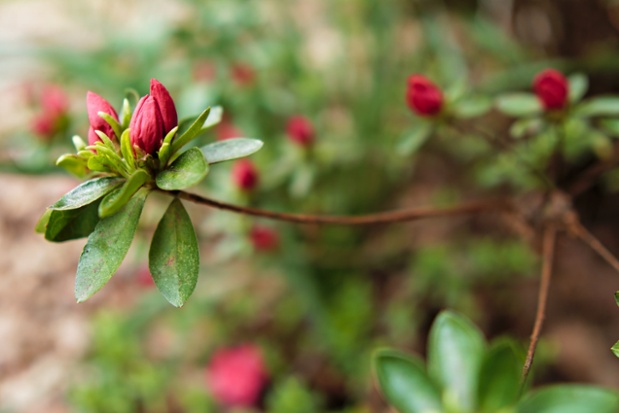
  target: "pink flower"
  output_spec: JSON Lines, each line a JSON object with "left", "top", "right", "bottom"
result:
{"left": 86, "top": 91, "right": 119, "bottom": 145}
{"left": 129, "top": 79, "right": 178, "bottom": 155}
{"left": 232, "top": 159, "right": 259, "bottom": 191}
{"left": 286, "top": 116, "right": 314, "bottom": 147}
{"left": 249, "top": 225, "right": 279, "bottom": 252}
{"left": 205, "top": 344, "right": 267, "bottom": 408}
{"left": 406, "top": 75, "right": 444, "bottom": 117}
{"left": 533, "top": 69, "right": 569, "bottom": 111}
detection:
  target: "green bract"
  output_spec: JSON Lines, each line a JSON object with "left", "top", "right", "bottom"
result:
{"left": 37, "top": 88, "right": 264, "bottom": 306}
{"left": 374, "top": 310, "right": 619, "bottom": 413}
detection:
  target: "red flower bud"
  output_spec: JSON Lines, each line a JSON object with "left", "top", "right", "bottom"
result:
{"left": 129, "top": 79, "right": 178, "bottom": 155}
{"left": 205, "top": 344, "right": 267, "bottom": 408}
{"left": 286, "top": 116, "right": 314, "bottom": 146}
{"left": 533, "top": 69, "right": 569, "bottom": 111}
{"left": 149, "top": 78, "right": 177, "bottom": 134}
{"left": 232, "top": 159, "right": 259, "bottom": 191}
{"left": 87, "top": 91, "right": 119, "bottom": 145}
{"left": 249, "top": 225, "right": 279, "bottom": 252}
{"left": 406, "top": 75, "right": 444, "bottom": 117}
{"left": 231, "top": 63, "right": 255, "bottom": 86}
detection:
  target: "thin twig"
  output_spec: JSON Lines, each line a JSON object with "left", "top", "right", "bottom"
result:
{"left": 570, "top": 220, "right": 619, "bottom": 273}
{"left": 522, "top": 225, "right": 557, "bottom": 386}
{"left": 172, "top": 190, "right": 512, "bottom": 225}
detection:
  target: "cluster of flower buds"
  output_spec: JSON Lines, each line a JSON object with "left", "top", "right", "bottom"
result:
{"left": 533, "top": 69, "right": 569, "bottom": 111}
{"left": 205, "top": 344, "right": 268, "bottom": 408}
{"left": 31, "top": 84, "right": 70, "bottom": 139}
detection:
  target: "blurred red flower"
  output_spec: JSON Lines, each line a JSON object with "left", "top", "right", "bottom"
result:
{"left": 232, "top": 159, "right": 259, "bottom": 191}
{"left": 286, "top": 115, "right": 315, "bottom": 147}
{"left": 406, "top": 75, "right": 444, "bottom": 117}
{"left": 533, "top": 69, "right": 569, "bottom": 110}
{"left": 249, "top": 225, "right": 279, "bottom": 252}
{"left": 205, "top": 344, "right": 267, "bottom": 408}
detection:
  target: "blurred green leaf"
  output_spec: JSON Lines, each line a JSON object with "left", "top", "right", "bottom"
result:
{"left": 453, "top": 96, "right": 492, "bottom": 119}
{"left": 149, "top": 198, "right": 199, "bottom": 307}
{"left": 156, "top": 147, "right": 209, "bottom": 190}
{"left": 516, "top": 385, "right": 619, "bottom": 413}
{"left": 568, "top": 73, "right": 588, "bottom": 104}
{"left": 99, "top": 170, "right": 150, "bottom": 218}
{"left": 75, "top": 188, "right": 148, "bottom": 303}
{"left": 50, "top": 177, "right": 123, "bottom": 211}
{"left": 44, "top": 201, "right": 102, "bottom": 242}
{"left": 428, "top": 310, "right": 485, "bottom": 413}
{"left": 574, "top": 97, "right": 619, "bottom": 117}
{"left": 599, "top": 119, "right": 619, "bottom": 138}
{"left": 611, "top": 340, "right": 619, "bottom": 358}
{"left": 510, "top": 118, "right": 543, "bottom": 139}
{"left": 200, "top": 138, "right": 264, "bottom": 164}
{"left": 477, "top": 340, "right": 523, "bottom": 412}
{"left": 615, "top": 291, "right": 619, "bottom": 307}
{"left": 202, "top": 105, "right": 223, "bottom": 129}
{"left": 397, "top": 123, "right": 432, "bottom": 156}
{"left": 373, "top": 349, "right": 442, "bottom": 413}
{"left": 496, "top": 94, "right": 542, "bottom": 117}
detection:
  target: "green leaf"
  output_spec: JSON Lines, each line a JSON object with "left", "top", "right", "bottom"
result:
{"left": 496, "top": 93, "right": 542, "bottom": 117}
{"left": 568, "top": 73, "right": 588, "bottom": 104}
{"left": 35, "top": 209, "right": 52, "bottom": 233}
{"left": 453, "top": 96, "right": 492, "bottom": 119}
{"left": 56, "top": 154, "right": 90, "bottom": 178}
{"left": 170, "top": 107, "right": 211, "bottom": 155}
{"left": 200, "top": 138, "right": 264, "bottom": 164}
{"left": 615, "top": 291, "right": 619, "bottom": 307}
{"left": 611, "top": 340, "right": 619, "bottom": 358}
{"left": 98, "top": 111, "right": 122, "bottom": 140}
{"left": 45, "top": 200, "right": 102, "bottom": 242}
{"left": 517, "top": 385, "right": 619, "bottom": 413}
{"left": 156, "top": 147, "right": 209, "bottom": 190}
{"left": 477, "top": 340, "right": 523, "bottom": 412}
{"left": 119, "top": 129, "right": 136, "bottom": 171}
{"left": 373, "top": 349, "right": 443, "bottom": 413}
{"left": 599, "top": 119, "right": 619, "bottom": 138}
{"left": 50, "top": 177, "right": 123, "bottom": 211}
{"left": 72, "top": 135, "right": 87, "bottom": 152}
{"left": 575, "top": 97, "right": 619, "bottom": 117}
{"left": 99, "top": 169, "right": 150, "bottom": 218}
{"left": 510, "top": 117, "right": 543, "bottom": 139}
{"left": 202, "top": 105, "right": 223, "bottom": 129}
{"left": 149, "top": 198, "right": 199, "bottom": 307}
{"left": 397, "top": 123, "right": 432, "bottom": 156}
{"left": 428, "top": 310, "right": 485, "bottom": 413}
{"left": 75, "top": 188, "right": 148, "bottom": 303}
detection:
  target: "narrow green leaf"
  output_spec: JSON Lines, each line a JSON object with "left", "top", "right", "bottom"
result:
{"left": 75, "top": 188, "right": 148, "bottom": 302}
{"left": 373, "top": 349, "right": 443, "bottom": 413}
{"left": 200, "top": 138, "right": 264, "bottom": 164}
{"left": 428, "top": 310, "right": 485, "bottom": 413}
{"left": 397, "top": 123, "right": 432, "bottom": 156}
{"left": 45, "top": 200, "right": 102, "bottom": 242}
{"left": 496, "top": 93, "right": 542, "bottom": 117}
{"left": 72, "top": 135, "right": 87, "bottom": 152}
{"left": 149, "top": 198, "right": 199, "bottom": 307}
{"left": 87, "top": 154, "right": 112, "bottom": 173}
{"left": 56, "top": 154, "right": 90, "bottom": 178}
{"left": 156, "top": 147, "right": 209, "bottom": 190}
{"left": 568, "top": 73, "right": 588, "bottom": 104}
{"left": 611, "top": 340, "right": 619, "bottom": 358}
{"left": 99, "top": 169, "right": 150, "bottom": 218}
{"left": 575, "top": 97, "right": 619, "bottom": 117}
{"left": 120, "top": 98, "right": 132, "bottom": 129}
{"left": 517, "top": 385, "right": 619, "bottom": 413}
{"left": 50, "top": 177, "right": 123, "bottom": 211}
{"left": 453, "top": 96, "right": 492, "bottom": 119}
{"left": 120, "top": 129, "right": 136, "bottom": 171}
{"left": 170, "top": 107, "right": 211, "bottom": 155}
{"left": 477, "top": 339, "right": 523, "bottom": 412}
{"left": 615, "top": 291, "right": 619, "bottom": 307}
{"left": 157, "top": 126, "right": 180, "bottom": 166}
{"left": 98, "top": 111, "right": 122, "bottom": 140}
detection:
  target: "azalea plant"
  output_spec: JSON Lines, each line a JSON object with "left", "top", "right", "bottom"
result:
{"left": 36, "top": 79, "right": 263, "bottom": 307}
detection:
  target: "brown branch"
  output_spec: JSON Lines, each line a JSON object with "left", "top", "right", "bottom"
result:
{"left": 522, "top": 225, "right": 557, "bottom": 385}
{"left": 567, "top": 147, "right": 619, "bottom": 198}
{"left": 570, "top": 220, "right": 619, "bottom": 273}
{"left": 172, "top": 190, "right": 512, "bottom": 225}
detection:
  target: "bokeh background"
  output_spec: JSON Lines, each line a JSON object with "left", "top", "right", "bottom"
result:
{"left": 3, "top": 0, "right": 619, "bottom": 412}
